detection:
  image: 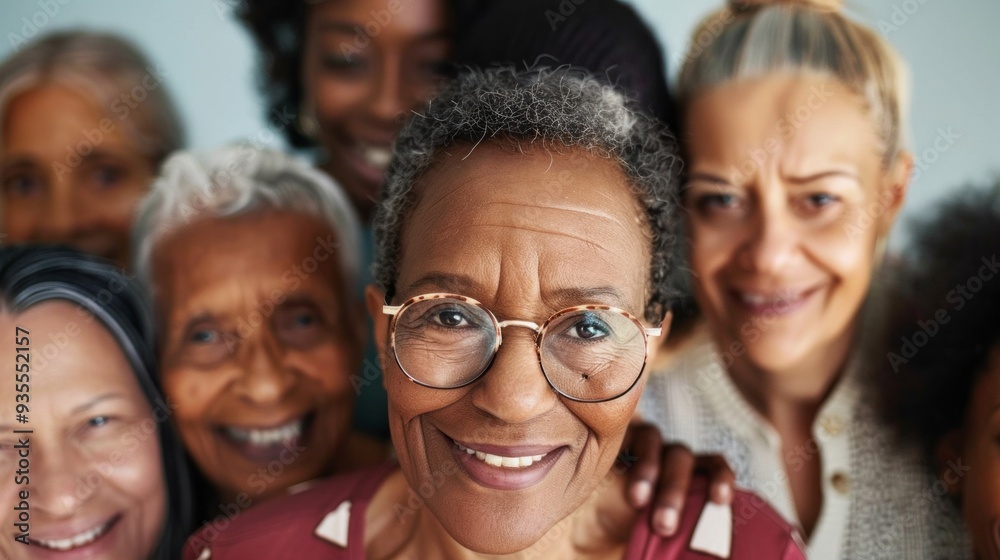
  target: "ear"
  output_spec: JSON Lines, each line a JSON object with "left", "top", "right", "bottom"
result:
{"left": 365, "top": 284, "right": 390, "bottom": 366}
{"left": 934, "top": 429, "right": 965, "bottom": 498}
{"left": 876, "top": 150, "right": 914, "bottom": 238}
{"left": 645, "top": 310, "right": 673, "bottom": 362}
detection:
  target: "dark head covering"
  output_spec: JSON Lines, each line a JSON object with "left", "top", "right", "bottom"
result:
{"left": 452, "top": 0, "right": 676, "bottom": 130}
{"left": 0, "top": 245, "right": 193, "bottom": 560}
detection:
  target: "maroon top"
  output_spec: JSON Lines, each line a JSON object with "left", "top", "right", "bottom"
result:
{"left": 184, "top": 463, "right": 805, "bottom": 559}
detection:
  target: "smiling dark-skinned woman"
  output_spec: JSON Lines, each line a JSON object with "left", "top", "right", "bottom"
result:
{"left": 182, "top": 68, "right": 804, "bottom": 560}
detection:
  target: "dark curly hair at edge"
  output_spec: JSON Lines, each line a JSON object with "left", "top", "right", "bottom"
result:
{"left": 371, "top": 67, "right": 682, "bottom": 324}
{"left": 884, "top": 179, "right": 1000, "bottom": 464}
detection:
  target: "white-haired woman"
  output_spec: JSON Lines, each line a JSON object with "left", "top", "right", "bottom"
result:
{"left": 132, "top": 145, "right": 389, "bottom": 520}
{"left": 638, "top": 0, "right": 970, "bottom": 558}
{"left": 0, "top": 31, "right": 184, "bottom": 268}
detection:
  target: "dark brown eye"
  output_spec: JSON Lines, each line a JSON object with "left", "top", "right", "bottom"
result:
{"left": 274, "top": 303, "right": 328, "bottom": 348}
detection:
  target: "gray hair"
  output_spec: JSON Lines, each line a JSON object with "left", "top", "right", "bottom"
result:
{"left": 679, "top": 0, "right": 910, "bottom": 163}
{"left": 372, "top": 67, "right": 681, "bottom": 323}
{"left": 133, "top": 144, "right": 361, "bottom": 298}
{"left": 0, "top": 30, "right": 185, "bottom": 164}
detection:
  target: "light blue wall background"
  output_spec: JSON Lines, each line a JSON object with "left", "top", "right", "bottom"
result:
{"left": 1, "top": 0, "right": 996, "bottom": 243}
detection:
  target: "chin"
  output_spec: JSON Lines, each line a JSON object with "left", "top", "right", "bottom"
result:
{"left": 448, "top": 521, "right": 552, "bottom": 555}
{"left": 740, "top": 336, "right": 815, "bottom": 374}
{"left": 428, "top": 492, "right": 567, "bottom": 556}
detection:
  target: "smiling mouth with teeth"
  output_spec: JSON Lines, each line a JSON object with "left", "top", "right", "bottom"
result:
{"left": 218, "top": 414, "right": 314, "bottom": 464}
{"left": 455, "top": 442, "right": 547, "bottom": 469}
{"left": 30, "top": 515, "right": 119, "bottom": 552}
{"left": 225, "top": 417, "right": 304, "bottom": 446}
{"left": 357, "top": 144, "right": 393, "bottom": 171}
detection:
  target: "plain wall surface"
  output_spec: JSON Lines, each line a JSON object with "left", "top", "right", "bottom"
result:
{"left": 0, "top": 0, "right": 996, "bottom": 243}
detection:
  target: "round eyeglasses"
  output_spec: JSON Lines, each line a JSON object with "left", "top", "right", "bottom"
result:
{"left": 382, "top": 293, "right": 662, "bottom": 403}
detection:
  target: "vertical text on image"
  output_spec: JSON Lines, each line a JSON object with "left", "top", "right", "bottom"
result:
{"left": 12, "top": 326, "right": 33, "bottom": 546}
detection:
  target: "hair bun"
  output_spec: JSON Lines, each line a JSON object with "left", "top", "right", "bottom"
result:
{"left": 729, "top": 0, "right": 843, "bottom": 12}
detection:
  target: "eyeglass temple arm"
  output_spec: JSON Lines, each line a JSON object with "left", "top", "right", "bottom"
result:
{"left": 382, "top": 304, "right": 402, "bottom": 316}
{"left": 645, "top": 327, "right": 663, "bottom": 337}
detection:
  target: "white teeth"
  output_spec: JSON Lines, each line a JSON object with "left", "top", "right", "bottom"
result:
{"left": 33, "top": 518, "right": 113, "bottom": 551}
{"left": 456, "top": 442, "right": 547, "bottom": 469}
{"left": 741, "top": 292, "right": 768, "bottom": 305}
{"left": 359, "top": 145, "right": 392, "bottom": 170}
{"left": 227, "top": 418, "right": 303, "bottom": 446}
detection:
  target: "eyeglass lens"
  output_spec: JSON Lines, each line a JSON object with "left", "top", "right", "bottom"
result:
{"left": 392, "top": 297, "right": 646, "bottom": 400}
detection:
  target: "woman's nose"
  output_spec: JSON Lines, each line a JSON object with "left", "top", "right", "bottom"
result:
{"left": 31, "top": 443, "right": 95, "bottom": 518}
{"left": 470, "top": 330, "right": 557, "bottom": 424}
{"left": 233, "top": 337, "right": 297, "bottom": 407}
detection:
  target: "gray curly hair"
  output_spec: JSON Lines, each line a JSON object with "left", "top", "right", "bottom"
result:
{"left": 372, "top": 67, "right": 681, "bottom": 322}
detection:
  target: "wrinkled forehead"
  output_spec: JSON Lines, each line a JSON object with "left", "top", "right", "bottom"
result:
{"left": 394, "top": 141, "right": 652, "bottom": 307}
{"left": 409, "top": 141, "right": 646, "bottom": 227}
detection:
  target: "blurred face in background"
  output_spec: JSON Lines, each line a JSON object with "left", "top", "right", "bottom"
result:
{"left": 0, "top": 302, "right": 166, "bottom": 560}
{"left": 683, "top": 75, "right": 910, "bottom": 380}
{"left": 0, "top": 84, "right": 155, "bottom": 268}
{"left": 302, "top": 0, "right": 451, "bottom": 218}
{"left": 950, "top": 345, "right": 1000, "bottom": 560}
{"left": 154, "top": 211, "right": 361, "bottom": 503}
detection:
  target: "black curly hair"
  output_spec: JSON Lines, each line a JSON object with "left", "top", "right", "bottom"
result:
{"left": 883, "top": 178, "right": 1000, "bottom": 462}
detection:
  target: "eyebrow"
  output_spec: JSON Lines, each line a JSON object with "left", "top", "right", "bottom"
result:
{"left": 402, "top": 272, "right": 478, "bottom": 297}
{"left": 401, "top": 275, "right": 630, "bottom": 309}
{"left": 785, "top": 170, "right": 860, "bottom": 185}
{"left": 547, "top": 286, "right": 630, "bottom": 309}
{"left": 318, "top": 22, "right": 449, "bottom": 43}
{"left": 685, "top": 172, "right": 731, "bottom": 187}
{"left": 0, "top": 157, "right": 38, "bottom": 172}
{"left": 70, "top": 393, "right": 127, "bottom": 416}
{"left": 77, "top": 149, "right": 127, "bottom": 164}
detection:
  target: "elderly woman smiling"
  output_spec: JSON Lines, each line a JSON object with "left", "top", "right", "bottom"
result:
{"left": 132, "top": 146, "right": 387, "bottom": 516}
{"left": 183, "top": 69, "right": 803, "bottom": 559}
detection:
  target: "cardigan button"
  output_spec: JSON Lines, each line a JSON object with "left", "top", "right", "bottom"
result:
{"left": 831, "top": 471, "right": 850, "bottom": 494}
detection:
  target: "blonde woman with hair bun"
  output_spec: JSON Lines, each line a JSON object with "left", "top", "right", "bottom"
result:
{"left": 639, "top": 0, "right": 971, "bottom": 558}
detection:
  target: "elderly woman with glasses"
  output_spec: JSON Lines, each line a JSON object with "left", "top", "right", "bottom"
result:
{"left": 183, "top": 68, "right": 803, "bottom": 559}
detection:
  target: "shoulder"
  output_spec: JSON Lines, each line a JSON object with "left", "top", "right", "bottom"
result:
{"left": 182, "top": 463, "right": 397, "bottom": 560}
{"left": 627, "top": 477, "right": 805, "bottom": 560}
